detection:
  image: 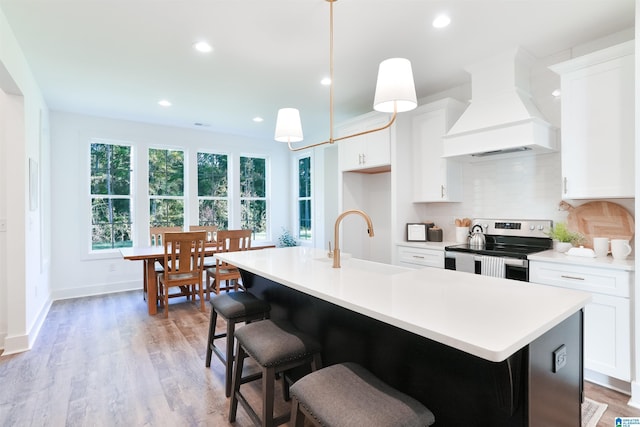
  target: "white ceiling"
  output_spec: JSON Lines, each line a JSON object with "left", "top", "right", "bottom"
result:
{"left": 0, "top": 0, "right": 635, "bottom": 142}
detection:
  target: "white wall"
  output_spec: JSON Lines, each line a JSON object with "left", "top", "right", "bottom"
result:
{"left": 0, "top": 6, "right": 51, "bottom": 354}
{"left": 49, "top": 111, "right": 291, "bottom": 300}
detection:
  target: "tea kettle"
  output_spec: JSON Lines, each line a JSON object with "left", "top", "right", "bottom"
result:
{"left": 469, "top": 224, "right": 486, "bottom": 249}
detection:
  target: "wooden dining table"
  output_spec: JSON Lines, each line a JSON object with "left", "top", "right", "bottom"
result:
{"left": 120, "top": 242, "right": 276, "bottom": 315}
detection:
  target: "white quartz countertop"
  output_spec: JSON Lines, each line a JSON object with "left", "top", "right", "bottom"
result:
{"left": 217, "top": 247, "right": 591, "bottom": 363}
{"left": 529, "top": 249, "right": 635, "bottom": 271}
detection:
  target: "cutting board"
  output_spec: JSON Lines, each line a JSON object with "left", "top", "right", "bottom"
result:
{"left": 559, "top": 201, "right": 634, "bottom": 248}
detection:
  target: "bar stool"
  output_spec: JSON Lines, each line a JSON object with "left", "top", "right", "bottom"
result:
{"left": 205, "top": 291, "right": 271, "bottom": 397}
{"left": 290, "top": 362, "right": 436, "bottom": 427}
{"left": 229, "top": 319, "right": 322, "bottom": 427}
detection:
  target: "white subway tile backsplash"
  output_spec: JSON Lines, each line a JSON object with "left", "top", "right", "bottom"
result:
{"left": 419, "top": 152, "right": 568, "bottom": 241}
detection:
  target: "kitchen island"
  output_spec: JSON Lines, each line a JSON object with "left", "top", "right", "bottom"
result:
{"left": 216, "top": 247, "right": 591, "bottom": 426}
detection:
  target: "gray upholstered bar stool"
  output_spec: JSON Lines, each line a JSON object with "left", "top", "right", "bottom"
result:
{"left": 205, "top": 291, "right": 271, "bottom": 397}
{"left": 290, "top": 362, "right": 436, "bottom": 427}
{"left": 229, "top": 319, "right": 322, "bottom": 427}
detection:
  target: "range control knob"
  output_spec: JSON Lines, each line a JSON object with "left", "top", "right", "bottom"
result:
{"left": 529, "top": 225, "right": 535, "bottom": 231}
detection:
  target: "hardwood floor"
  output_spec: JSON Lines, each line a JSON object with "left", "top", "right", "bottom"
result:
{"left": 0, "top": 290, "right": 638, "bottom": 426}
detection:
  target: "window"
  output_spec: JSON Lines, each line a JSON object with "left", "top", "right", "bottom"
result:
{"left": 149, "top": 148, "right": 184, "bottom": 227}
{"left": 240, "top": 156, "right": 268, "bottom": 240}
{"left": 197, "top": 152, "right": 229, "bottom": 228}
{"left": 297, "top": 155, "right": 312, "bottom": 241}
{"left": 90, "top": 142, "right": 132, "bottom": 250}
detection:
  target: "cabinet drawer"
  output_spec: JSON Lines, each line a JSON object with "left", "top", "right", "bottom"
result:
{"left": 397, "top": 246, "right": 443, "bottom": 269}
{"left": 529, "top": 262, "right": 631, "bottom": 298}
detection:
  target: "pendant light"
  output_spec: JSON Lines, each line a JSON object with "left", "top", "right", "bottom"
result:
{"left": 274, "top": 0, "right": 417, "bottom": 151}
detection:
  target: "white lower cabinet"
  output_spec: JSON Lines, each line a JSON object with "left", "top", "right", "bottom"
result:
{"left": 396, "top": 245, "right": 444, "bottom": 269}
{"left": 529, "top": 261, "right": 631, "bottom": 382}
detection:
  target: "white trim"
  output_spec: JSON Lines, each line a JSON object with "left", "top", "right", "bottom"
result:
{"left": 1, "top": 296, "right": 52, "bottom": 355}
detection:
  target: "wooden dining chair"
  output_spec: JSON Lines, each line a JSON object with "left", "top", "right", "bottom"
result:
{"left": 157, "top": 231, "right": 207, "bottom": 317}
{"left": 189, "top": 225, "right": 218, "bottom": 244}
{"left": 149, "top": 226, "right": 183, "bottom": 246}
{"left": 145, "top": 226, "right": 183, "bottom": 300}
{"left": 205, "top": 229, "right": 252, "bottom": 299}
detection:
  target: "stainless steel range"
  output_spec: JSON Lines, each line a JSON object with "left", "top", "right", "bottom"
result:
{"left": 444, "top": 219, "right": 553, "bottom": 281}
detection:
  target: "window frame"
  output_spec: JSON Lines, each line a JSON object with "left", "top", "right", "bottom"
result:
{"left": 295, "top": 152, "right": 313, "bottom": 245}
{"left": 239, "top": 153, "right": 270, "bottom": 241}
{"left": 196, "top": 150, "right": 230, "bottom": 229}
{"left": 148, "top": 146, "right": 186, "bottom": 228}
{"left": 88, "top": 138, "right": 134, "bottom": 254}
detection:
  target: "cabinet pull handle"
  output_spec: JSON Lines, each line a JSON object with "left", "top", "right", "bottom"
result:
{"left": 560, "top": 275, "right": 585, "bottom": 281}
{"left": 362, "top": 153, "right": 366, "bottom": 165}
{"left": 412, "top": 255, "right": 425, "bottom": 259}
{"left": 441, "top": 185, "right": 445, "bottom": 198}
{"left": 563, "top": 177, "right": 568, "bottom": 194}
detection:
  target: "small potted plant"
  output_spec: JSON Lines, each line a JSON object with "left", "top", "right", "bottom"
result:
{"left": 547, "top": 222, "right": 585, "bottom": 252}
{"left": 277, "top": 227, "right": 298, "bottom": 248}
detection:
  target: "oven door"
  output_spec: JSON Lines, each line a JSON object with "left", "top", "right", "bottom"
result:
{"left": 444, "top": 253, "right": 529, "bottom": 282}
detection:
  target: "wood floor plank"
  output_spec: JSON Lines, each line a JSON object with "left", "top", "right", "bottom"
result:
{"left": 0, "top": 290, "right": 638, "bottom": 426}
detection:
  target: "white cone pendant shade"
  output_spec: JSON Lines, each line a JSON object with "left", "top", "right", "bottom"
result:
{"left": 274, "top": 108, "right": 304, "bottom": 143}
{"left": 373, "top": 58, "right": 418, "bottom": 113}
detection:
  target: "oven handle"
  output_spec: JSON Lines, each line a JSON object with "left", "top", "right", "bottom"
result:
{"left": 444, "top": 252, "right": 528, "bottom": 268}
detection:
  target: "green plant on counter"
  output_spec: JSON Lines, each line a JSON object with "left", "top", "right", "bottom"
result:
{"left": 546, "top": 222, "right": 585, "bottom": 245}
{"left": 277, "top": 227, "right": 298, "bottom": 247}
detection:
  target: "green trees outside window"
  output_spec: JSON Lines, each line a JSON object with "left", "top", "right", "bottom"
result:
{"left": 90, "top": 142, "right": 132, "bottom": 250}
{"left": 240, "top": 156, "right": 267, "bottom": 240}
{"left": 298, "top": 156, "right": 312, "bottom": 240}
{"left": 197, "top": 152, "right": 229, "bottom": 228}
{"left": 149, "top": 148, "right": 184, "bottom": 227}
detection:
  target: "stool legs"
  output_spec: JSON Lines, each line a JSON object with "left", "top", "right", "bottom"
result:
{"left": 229, "top": 340, "right": 322, "bottom": 427}
{"left": 206, "top": 305, "right": 269, "bottom": 398}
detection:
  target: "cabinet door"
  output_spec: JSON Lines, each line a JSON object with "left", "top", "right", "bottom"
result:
{"left": 584, "top": 294, "right": 631, "bottom": 381}
{"left": 412, "top": 104, "right": 463, "bottom": 202}
{"left": 339, "top": 131, "right": 366, "bottom": 171}
{"left": 559, "top": 50, "right": 634, "bottom": 199}
{"left": 338, "top": 114, "right": 391, "bottom": 172}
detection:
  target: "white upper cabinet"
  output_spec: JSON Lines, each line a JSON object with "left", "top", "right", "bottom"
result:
{"left": 412, "top": 98, "right": 467, "bottom": 202}
{"left": 338, "top": 112, "right": 392, "bottom": 173}
{"left": 550, "top": 41, "right": 635, "bottom": 199}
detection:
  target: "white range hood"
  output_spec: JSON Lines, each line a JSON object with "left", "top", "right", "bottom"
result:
{"left": 442, "top": 47, "right": 557, "bottom": 160}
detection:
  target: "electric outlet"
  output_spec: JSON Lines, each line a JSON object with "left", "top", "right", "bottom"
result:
{"left": 109, "top": 263, "right": 116, "bottom": 272}
{"left": 553, "top": 344, "right": 567, "bottom": 373}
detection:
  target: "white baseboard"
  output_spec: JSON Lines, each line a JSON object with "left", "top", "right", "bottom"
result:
{"left": 585, "top": 369, "right": 631, "bottom": 395}
{"left": 52, "top": 280, "right": 140, "bottom": 301}
{"left": 2, "top": 280, "right": 139, "bottom": 356}
{"left": 1, "top": 296, "right": 52, "bottom": 356}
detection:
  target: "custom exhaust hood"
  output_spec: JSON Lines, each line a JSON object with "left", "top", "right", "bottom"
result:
{"left": 442, "top": 47, "right": 557, "bottom": 160}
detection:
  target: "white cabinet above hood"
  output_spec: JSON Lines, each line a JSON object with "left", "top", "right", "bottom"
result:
{"left": 442, "top": 48, "right": 558, "bottom": 160}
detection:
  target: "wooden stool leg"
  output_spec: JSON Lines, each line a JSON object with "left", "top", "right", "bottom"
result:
{"left": 205, "top": 308, "right": 217, "bottom": 367}
{"left": 225, "top": 319, "right": 236, "bottom": 397}
{"left": 263, "top": 366, "right": 276, "bottom": 427}
{"left": 290, "top": 396, "right": 304, "bottom": 427}
{"left": 229, "top": 341, "right": 245, "bottom": 423}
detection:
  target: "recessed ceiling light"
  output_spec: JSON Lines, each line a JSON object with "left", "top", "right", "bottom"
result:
{"left": 253, "top": 117, "right": 264, "bottom": 123}
{"left": 432, "top": 14, "right": 451, "bottom": 29}
{"left": 321, "top": 77, "right": 331, "bottom": 86}
{"left": 158, "top": 99, "right": 172, "bottom": 107}
{"left": 193, "top": 41, "right": 213, "bottom": 53}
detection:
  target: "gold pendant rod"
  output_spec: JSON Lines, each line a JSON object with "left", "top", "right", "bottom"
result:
{"left": 329, "top": 0, "right": 335, "bottom": 144}
{"left": 284, "top": 0, "right": 400, "bottom": 152}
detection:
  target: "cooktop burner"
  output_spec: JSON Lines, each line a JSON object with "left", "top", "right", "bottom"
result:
{"left": 445, "top": 218, "right": 554, "bottom": 259}
{"left": 445, "top": 241, "right": 550, "bottom": 259}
